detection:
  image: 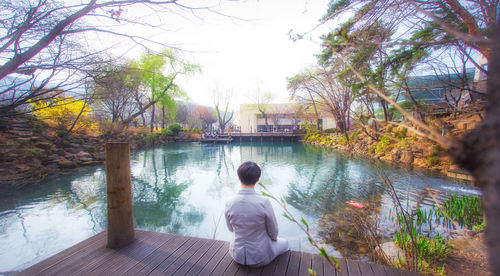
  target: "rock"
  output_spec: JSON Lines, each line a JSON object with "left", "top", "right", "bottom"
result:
{"left": 76, "top": 151, "right": 93, "bottom": 162}
{"left": 391, "top": 149, "right": 401, "bottom": 161}
{"left": 400, "top": 150, "right": 414, "bottom": 165}
{"left": 81, "top": 161, "right": 101, "bottom": 166}
{"left": 376, "top": 241, "right": 406, "bottom": 263}
{"left": 64, "top": 152, "right": 75, "bottom": 159}
{"left": 58, "top": 160, "right": 77, "bottom": 169}
{"left": 66, "top": 147, "right": 82, "bottom": 154}
{"left": 47, "top": 154, "right": 60, "bottom": 163}
{"left": 34, "top": 142, "right": 53, "bottom": 150}
{"left": 15, "top": 164, "right": 30, "bottom": 172}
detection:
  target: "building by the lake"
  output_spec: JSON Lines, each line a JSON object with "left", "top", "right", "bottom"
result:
{"left": 236, "top": 103, "right": 337, "bottom": 133}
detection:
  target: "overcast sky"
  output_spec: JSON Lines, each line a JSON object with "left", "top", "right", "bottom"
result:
{"left": 100, "top": 0, "right": 333, "bottom": 110}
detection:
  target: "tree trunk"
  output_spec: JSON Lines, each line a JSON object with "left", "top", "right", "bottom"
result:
{"left": 162, "top": 107, "right": 165, "bottom": 129}
{"left": 451, "top": 30, "right": 500, "bottom": 275}
{"left": 150, "top": 103, "right": 155, "bottom": 133}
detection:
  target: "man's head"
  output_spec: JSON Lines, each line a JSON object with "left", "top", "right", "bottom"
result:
{"left": 237, "top": 161, "right": 261, "bottom": 186}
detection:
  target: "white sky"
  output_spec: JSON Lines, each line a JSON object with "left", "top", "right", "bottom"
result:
{"left": 100, "top": 0, "right": 333, "bottom": 110}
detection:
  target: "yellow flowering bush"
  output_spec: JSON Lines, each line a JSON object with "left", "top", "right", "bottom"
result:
{"left": 30, "top": 96, "right": 97, "bottom": 134}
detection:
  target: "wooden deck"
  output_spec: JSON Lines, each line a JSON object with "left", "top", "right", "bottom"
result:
{"left": 18, "top": 230, "right": 416, "bottom": 276}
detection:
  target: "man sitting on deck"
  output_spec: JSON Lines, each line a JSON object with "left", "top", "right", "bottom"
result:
{"left": 225, "top": 161, "right": 289, "bottom": 267}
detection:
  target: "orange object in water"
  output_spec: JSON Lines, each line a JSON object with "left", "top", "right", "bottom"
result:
{"left": 346, "top": 200, "right": 365, "bottom": 208}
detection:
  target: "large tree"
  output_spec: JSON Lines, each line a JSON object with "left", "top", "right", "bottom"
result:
{"left": 318, "top": 1, "right": 499, "bottom": 274}
{"left": 0, "top": 0, "right": 220, "bottom": 117}
{"left": 131, "top": 50, "right": 194, "bottom": 132}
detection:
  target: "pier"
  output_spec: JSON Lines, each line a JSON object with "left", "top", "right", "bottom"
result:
{"left": 18, "top": 230, "right": 413, "bottom": 276}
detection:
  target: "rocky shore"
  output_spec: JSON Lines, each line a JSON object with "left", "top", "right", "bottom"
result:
{"left": 0, "top": 116, "right": 190, "bottom": 191}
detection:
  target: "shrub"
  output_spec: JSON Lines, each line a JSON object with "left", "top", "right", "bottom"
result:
{"left": 396, "top": 137, "right": 412, "bottom": 148}
{"left": 375, "top": 135, "right": 391, "bottom": 154}
{"left": 427, "top": 156, "right": 440, "bottom": 166}
{"left": 393, "top": 127, "right": 407, "bottom": 139}
{"left": 167, "top": 123, "right": 182, "bottom": 136}
{"left": 429, "top": 145, "right": 444, "bottom": 155}
{"left": 23, "top": 148, "right": 48, "bottom": 160}
{"left": 56, "top": 129, "right": 67, "bottom": 137}
{"left": 86, "top": 146, "right": 96, "bottom": 153}
{"left": 324, "top": 128, "right": 337, "bottom": 133}
{"left": 161, "top": 128, "right": 174, "bottom": 137}
{"left": 386, "top": 125, "right": 394, "bottom": 132}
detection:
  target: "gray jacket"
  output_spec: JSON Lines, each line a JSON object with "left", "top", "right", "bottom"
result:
{"left": 225, "top": 188, "right": 279, "bottom": 265}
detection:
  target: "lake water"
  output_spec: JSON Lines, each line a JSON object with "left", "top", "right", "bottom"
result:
{"left": 0, "top": 142, "right": 480, "bottom": 272}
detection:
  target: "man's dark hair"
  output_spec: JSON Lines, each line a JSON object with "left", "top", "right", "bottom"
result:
{"left": 237, "top": 161, "right": 261, "bottom": 185}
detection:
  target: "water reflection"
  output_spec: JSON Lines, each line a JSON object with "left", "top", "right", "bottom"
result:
{"left": 0, "top": 142, "right": 480, "bottom": 272}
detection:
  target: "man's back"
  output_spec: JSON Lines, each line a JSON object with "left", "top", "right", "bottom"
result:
{"left": 225, "top": 188, "right": 278, "bottom": 265}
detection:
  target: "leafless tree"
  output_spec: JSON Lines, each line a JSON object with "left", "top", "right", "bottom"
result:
{"left": 213, "top": 89, "right": 233, "bottom": 133}
{"left": 288, "top": 65, "right": 355, "bottom": 140}
{"left": 0, "top": 0, "right": 229, "bottom": 117}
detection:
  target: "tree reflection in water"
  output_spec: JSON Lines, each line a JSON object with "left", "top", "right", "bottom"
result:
{"left": 131, "top": 146, "right": 204, "bottom": 234}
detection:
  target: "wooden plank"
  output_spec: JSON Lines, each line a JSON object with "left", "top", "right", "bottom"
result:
{"left": 84, "top": 231, "right": 167, "bottom": 275}
{"left": 346, "top": 259, "right": 362, "bottom": 276}
{"left": 36, "top": 231, "right": 128, "bottom": 276}
{"left": 337, "top": 258, "right": 349, "bottom": 276}
{"left": 323, "top": 259, "right": 337, "bottom": 276}
{"left": 69, "top": 231, "right": 155, "bottom": 276}
{"left": 246, "top": 265, "right": 264, "bottom": 276}
{"left": 369, "top": 263, "right": 388, "bottom": 276}
{"left": 172, "top": 239, "right": 217, "bottom": 276}
{"left": 259, "top": 252, "right": 283, "bottom": 275}
{"left": 285, "top": 251, "right": 301, "bottom": 275}
{"left": 183, "top": 240, "right": 226, "bottom": 276}
{"left": 298, "top": 252, "right": 312, "bottom": 276}
{"left": 110, "top": 232, "right": 176, "bottom": 275}
{"left": 144, "top": 236, "right": 198, "bottom": 275}
{"left": 383, "top": 265, "right": 402, "bottom": 276}
{"left": 272, "top": 251, "right": 291, "bottom": 276}
{"left": 122, "top": 234, "right": 190, "bottom": 276}
{"left": 154, "top": 238, "right": 208, "bottom": 275}
{"left": 211, "top": 250, "right": 235, "bottom": 275}
{"left": 197, "top": 242, "right": 230, "bottom": 276}
{"left": 311, "top": 254, "right": 324, "bottom": 276}
{"left": 356, "top": 260, "right": 375, "bottom": 276}
{"left": 18, "top": 231, "right": 106, "bottom": 276}
{"left": 221, "top": 260, "right": 240, "bottom": 276}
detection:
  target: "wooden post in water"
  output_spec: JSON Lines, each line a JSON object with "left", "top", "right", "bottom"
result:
{"left": 105, "top": 142, "right": 135, "bottom": 248}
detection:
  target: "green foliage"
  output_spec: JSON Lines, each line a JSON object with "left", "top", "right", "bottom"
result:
{"left": 427, "top": 156, "right": 439, "bottom": 166}
{"left": 393, "top": 127, "right": 407, "bottom": 139}
{"left": 86, "top": 146, "right": 96, "bottom": 153}
{"left": 436, "top": 194, "right": 483, "bottom": 230}
{"left": 386, "top": 125, "right": 393, "bottom": 133}
{"left": 393, "top": 207, "right": 451, "bottom": 274}
{"left": 56, "top": 129, "right": 67, "bottom": 137}
{"left": 429, "top": 145, "right": 444, "bottom": 156}
{"left": 182, "top": 128, "right": 202, "bottom": 133}
{"left": 349, "top": 130, "right": 361, "bottom": 143}
{"left": 167, "top": 123, "right": 182, "bottom": 136}
{"left": 161, "top": 128, "right": 173, "bottom": 137}
{"left": 396, "top": 137, "right": 412, "bottom": 148}
{"left": 375, "top": 135, "right": 391, "bottom": 153}
{"left": 368, "top": 144, "right": 376, "bottom": 154}
{"left": 324, "top": 128, "right": 338, "bottom": 133}
{"left": 23, "top": 148, "right": 48, "bottom": 160}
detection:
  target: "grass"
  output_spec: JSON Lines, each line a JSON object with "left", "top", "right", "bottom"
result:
{"left": 435, "top": 194, "right": 483, "bottom": 230}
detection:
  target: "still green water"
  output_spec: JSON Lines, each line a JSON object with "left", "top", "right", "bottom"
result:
{"left": 0, "top": 142, "right": 480, "bottom": 272}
